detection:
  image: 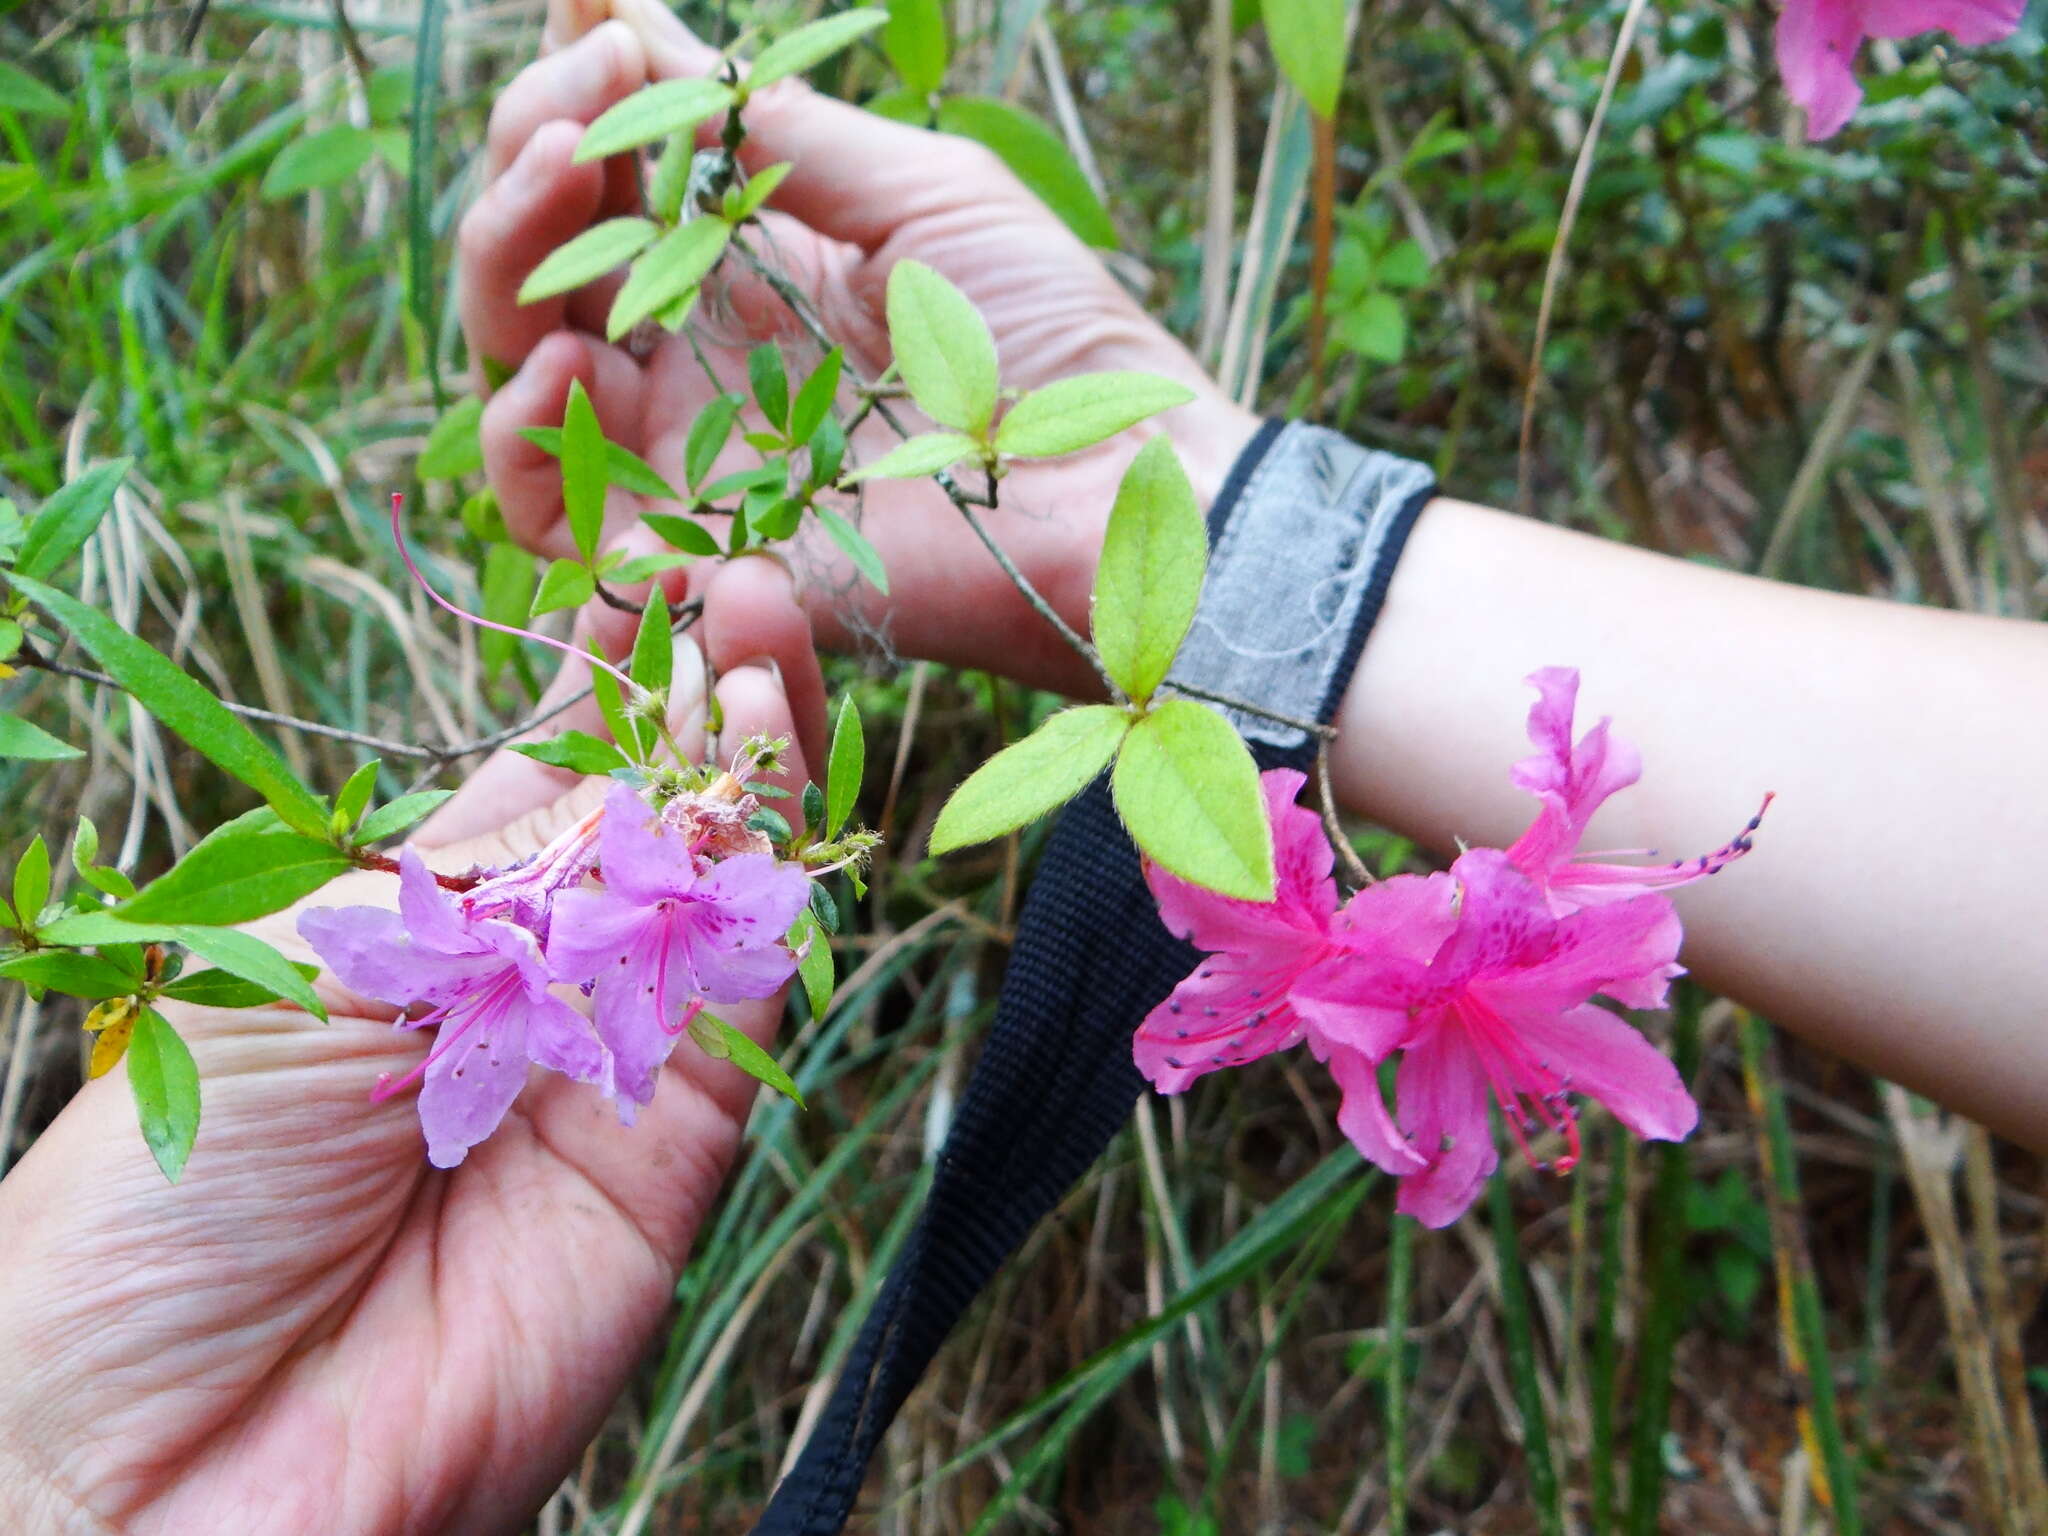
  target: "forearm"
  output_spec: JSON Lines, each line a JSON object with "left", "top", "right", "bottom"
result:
{"left": 1335, "top": 496, "right": 2048, "bottom": 1147}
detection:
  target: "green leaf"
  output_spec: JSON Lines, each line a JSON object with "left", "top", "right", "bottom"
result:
{"left": 842, "top": 431, "right": 977, "bottom": 482}
{"left": 158, "top": 963, "right": 319, "bottom": 1009}
{"left": 748, "top": 8, "right": 889, "bottom": 90}
{"left": 560, "top": 379, "right": 607, "bottom": 564}
{"left": 478, "top": 543, "right": 534, "bottom": 681}
{"left": 791, "top": 909, "right": 834, "bottom": 1018}
{"left": 261, "top": 123, "right": 376, "bottom": 198}
{"left": 685, "top": 394, "right": 744, "bottom": 490}
{"left": 884, "top": 260, "right": 999, "bottom": 434}
{"left": 12, "top": 834, "right": 49, "bottom": 929}
{"left": 16, "top": 459, "right": 131, "bottom": 580}
{"left": 1112, "top": 700, "right": 1274, "bottom": 901}
{"left": 177, "top": 928, "right": 325, "bottom": 1020}
{"left": 530, "top": 558, "right": 596, "bottom": 616}
{"left": 1092, "top": 437, "right": 1206, "bottom": 704}
{"left": 864, "top": 86, "right": 930, "bottom": 124}
{"left": 631, "top": 594, "right": 672, "bottom": 696}
{"left": 355, "top": 791, "right": 455, "bottom": 844}
{"left": 723, "top": 160, "right": 793, "bottom": 222}
{"left": 516, "top": 217, "right": 660, "bottom": 305}
{"left": 607, "top": 218, "right": 730, "bottom": 341}
{"left": 333, "top": 760, "right": 381, "bottom": 830}
{"left": 126, "top": 1007, "right": 202, "bottom": 1182}
{"left": 519, "top": 426, "right": 681, "bottom": 500}
{"left": 120, "top": 830, "right": 352, "bottom": 927}
{"left": 929, "top": 705, "right": 1131, "bottom": 855}
{"left": 587, "top": 638, "right": 635, "bottom": 754}
{"left": 883, "top": 0, "right": 948, "bottom": 93}
{"left": 510, "top": 730, "right": 630, "bottom": 776}
{"left": 789, "top": 349, "right": 844, "bottom": 446}
{"left": 934, "top": 96, "right": 1116, "bottom": 249}
{"left": 994, "top": 372, "right": 1195, "bottom": 458}
{"left": 749, "top": 344, "right": 791, "bottom": 433}
{"left": 815, "top": 508, "right": 889, "bottom": 594}
{"left": 1335, "top": 290, "right": 1405, "bottom": 363}
{"left": 688, "top": 1010, "right": 805, "bottom": 1106}
{"left": 1261, "top": 0, "right": 1347, "bottom": 118}
{"left": 1376, "top": 239, "right": 1429, "bottom": 290}
{"left": 609, "top": 552, "right": 697, "bottom": 584}
{"left": 576, "top": 77, "right": 733, "bottom": 162}
{"left": 641, "top": 512, "right": 723, "bottom": 557}
{"left": 0, "top": 950, "right": 140, "bottom": 999}
{"left": 0, "top": 61, "right": 70, "bottom": 117}
{"left": 0, "top": 714, "right": 83, "bottom": 760}
{"left": 4, "top": 578, "right": 330, "bottom": 837}
{"left": 417, "top": 397, "right": 485, "bottom": 479}
{"left": 826, "top": 695, "right": 864, "bottom": 837}
{"left": 806, "top": 418, "right": 848, "bottom": 488}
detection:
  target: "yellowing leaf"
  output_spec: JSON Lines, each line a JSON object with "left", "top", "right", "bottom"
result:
{"left": 929, "top": 705, "right": 1131, "bottom": 854}
{"left": 85, "top": 998, "right": 138, "bottom": 1079}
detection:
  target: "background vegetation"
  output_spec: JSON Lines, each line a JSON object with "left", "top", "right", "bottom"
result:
{"left": 1, "top": 0, "right": 2044, "bottom": 1529}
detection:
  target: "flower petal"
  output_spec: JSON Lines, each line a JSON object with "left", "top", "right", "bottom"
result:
{"left": 397, "top": 847, "right": 484, "bottom": 956}
{"left": 524, "top": 992, "right": 607, "bottom": 1084}
{"left": 597, "top": 781, "right": 697, "bottom": 905}
{"left": 1390, "top": 1030, "right": 1497, "bottom": 1228}
{"left": 1135, "top": 956, "right": 1310, "bottom": 1093}
{"left": 589, "top": 947, "right": 685, "bottom": 1112}
{"left": 1857, "top": 0, "right": 2025, "bottom": 43}
{"left": 417, "top": 1004, "right": 532, "bottom": 1168}
{"left": 545, "top": 887, "right": 658, "bottom": 988}
{"left": 1491, "top": 892, "right": 1683, "bottom": 1015}
{"left": 296, "top": 905, "right": 491, "bottom": 1008}
{"left": 1498, "top": 1001, "right": 1699, "bottom": 1142}
{"left": 1146, "top": 769, "right": 1335, "bottom": 954}
{"left": 1505, "top": 668, "right": 1643, "bottom": 882}
{"left": 681, "top": 928, "right": 800, "bottom": 1003}
{"left": 1433, "top": 851, "right": 1556, "bottom": 982}
{"left": 690, "top": 854, "right": 812, "bottom": 943}
{"left": 1321, "top": 1041, "right": 1429, "bottom": 1174}
{"left": 1776, "top": 0, "right": 1866, "bottom": 139}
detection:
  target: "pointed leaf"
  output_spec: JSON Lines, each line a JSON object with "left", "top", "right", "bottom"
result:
{"left": 0, "top": 62, "right": 70, "bottom": 117}
{"left": 354, "top": 791, "right": 455, "bottom": 844}
{"left": 791, "top": 910, "right": 834, "bottom": 1018}
{"left": 119, "top": 829, "right": 352, "bottom": 927}
{"left": 631, "top": 595, "right": 672, "bottom": 696}
{"left": 1092, "top": 437, "right": 1206, "bottom": 704}
{"left": 1112, "top": 699, "right": 1274, "bottom": 901}
{"left": 417, "top": 396, "right": 485, "bottom": 479}
{"left": 517, "top": 217, "right": 660, "bottom": 305}
{"left": 0, "top": 950, "right": 139, "bottom": 999}
{"left": 690, "top": 1010, "right": 806, "bottom": 1105}
{"left": 929, "top": 705, "right": 1130, "bottom": 854}
{"left": 934, "top": 96, "right": 1116, "bottom": 248}
{"left": 607, "top": 218, "right": 730, "bottom": 341}
{"left": 12, "top": 833, "right": 50, "bottom": 927}
{"left": 642, "top": 512, "right": 723, "bottom": 557}
{"left": 684, "top": 394, "right": 744, "bottom": 490}
{"left": 747, "top": 8, "right": 889, "bottom": 90}
{"left": 0, "top": 714, "right": 83, "bottom": 760}
{"left": 883, "top": 0, "right": 949, "bottom": 93}
{"left": 1261, "top": 0, "right": 1347, "bottom": 118}
{"left": 749, "top": 343, "right": 791, "bottom": 433}
{"left": 789, "top": 348, "right": 845, "bottom": 447}
{"left": 560, "top": 379, "right": 607, "bottom": 563}
{"left": 158, "top": 963, "right": 320, "bottom": 1009}
{"left": 826, "top": 695, "right": 864, "bottom": 837}
{"left": 519, "top": 425, "right": 680, "bottom": 500}
{"left": 126, "top": 1007, "right": 202, "bottom": 1182}
{"left": 261, "top": 124, "right": 375, "bottom": 198}
{"left": 510, "top": 731, "right": 631, "bottom": 776}
{"left": 815, "top": 508, "right": 890, "bottom": 594}
{"left": 842, "top": 432, "right": 977, "bottom": 482}
{"left": 724, "top": 160, "right": 793, "bottom": 222}
{"left": 884, "top": 260, "right": 999, "bottom": 434}
{"left": 995, "top": 372, "right": 1195, "bottom": 458}
{"left": 576, "top": 77, "right": 733, "bottom": 162}
{"left": 530, "top": 558, "right": 596, "bottom": 617}
{"left": 16, "top": 458, "right": 131, "bottom": 580}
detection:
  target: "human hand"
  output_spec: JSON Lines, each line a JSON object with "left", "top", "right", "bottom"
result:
{"left": 458, "top": 0, "right": 1261, "bottom": 699}
{"left": 0, "top": 569, "right": 822, "bottom": 1535}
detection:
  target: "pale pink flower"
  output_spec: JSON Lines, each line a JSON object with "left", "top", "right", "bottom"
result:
{"left": 1295, "top": 850, "right": 1697, "bottom": 1228}
{"left": 1777, "top": 0, "right": 2027, "bottom": 139}
{"left": 1134, "top": 770, "right": 1339, "bottom": 1094}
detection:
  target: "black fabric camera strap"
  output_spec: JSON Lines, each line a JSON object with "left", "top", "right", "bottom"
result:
{"left": 752, "top": 421, "right": 1435, "bottom": 1533}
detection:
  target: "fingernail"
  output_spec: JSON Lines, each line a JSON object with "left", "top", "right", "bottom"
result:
{"left": 725, "top": 654, "right": 784, "bottom": 686}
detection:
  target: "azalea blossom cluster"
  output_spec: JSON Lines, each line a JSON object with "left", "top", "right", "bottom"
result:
{"left": 1778, "top": 0, "right": 2027, "bottom": 139}
{"left": 1136, "top": 668, "right": 1768, "bottom": 1228}
{"left": 300, "top": 749, "right": 826, "bottom": 1168}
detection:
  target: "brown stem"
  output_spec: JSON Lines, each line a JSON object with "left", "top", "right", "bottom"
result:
{"left": 352, "top": 850, "right": 481, "bottom": 892}
{"left": 1307, "top": 111, "right": 1337, "bottom": 414}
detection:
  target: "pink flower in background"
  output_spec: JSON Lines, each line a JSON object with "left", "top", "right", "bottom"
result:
{"left": 1776, "top": 0, "right": 2028, "bottom": 139}
{"left": 546, "top": 783, "right": 809, "bottom": 1118}
{"left": 1505, "top": 667, "right": 1767, "bottom": 913}
{"left": 1295, "top": 850, "right": 1698, "bottom": 1228}
{"left": 1135, "top": 770, "right": 1340, "bottom": 1093}
{"left": 299, "top": 848, "right": 605, "bottom": 1168}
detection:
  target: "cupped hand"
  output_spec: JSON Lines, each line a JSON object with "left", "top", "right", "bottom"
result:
{"left": 459, "top": 0, "right": 1260, "bottom": 698}
{"left": 0, "top": 571, "right": 823, "bottom": 1535}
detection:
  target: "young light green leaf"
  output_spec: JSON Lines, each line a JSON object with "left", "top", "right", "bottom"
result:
{"left": 575, "top": 77, "right": 733, "bottom": 162}
{"left": 883, "top": 0, "right": 948, "bottom": 93}
{"left": 641, "top": 512, "right": 723, "bottom": 557}
{"left": 478, "top": 543, "right": 534, "bottom": 681}
{"left": 684, "top": 394, "right": 744, "bottom": 490}
{"left": 587, "top": 639, "right": 635, "bottom": 755}
{"left": 0, "top": 950, "right": 141, "bottom": 1000}
{"left": 789, "top": 348, "right": 844, "bottom": 446}
{"left": 842, "top": 432, "right": 977, "bottom": 483}
{"left": 929, "top": 704, "right": 1131, "bottom": 855}
{"left": 530, "top": 557, "right": 596, "bottom": 617}
{"left": 1092, "top": 436, "right": 1207, "bottom": 704}
{"left": 120, "top": 829, "right": 353, "bottom": 927}
{"left": 749, "top": 344, "right": 791, "bottom": 433}
{"left": 16, "top": 458, "right": 131, "bottom": 580}
{"left": 5, "top": 576, "right": 330, "bottom": 837}
{"left": 884, "top": 260, "right": 999, "bottom": 434}
{"left": 790, "top": 909, "right": 835, "bottom": 1019}
{"left": 631, "top": 594, "right": 672, "bottom": 697}
{"left": 510, "top": 731, "right": 631, "bottom": 776}
{"left": 747, "top": 8, "right": 889, "bottom": 90}
{"left": 607, "top": 218, "right": 730, "bottom": 341}
{"left": 12, "top": 834, "right": 51, "bottom": 929}
{"left": 333, "top": 760, "right": 381, "bottom": 830}
{"left": 127, "top": 1007, "right": 202, "bottom": 1182}
{"left": 723, "top": 160, "right": 793, "bottom": 222}
{"left": 1261, "top": 0, "right": 1347, "bottom": 119}
{"left": 0, "top": 714, "right": 83, "bottom": 761}
{"left": 689, "top": 1010, "right": 806, "bottom": 1106}
{"left": 0, "top": 61, "right": 70, "bottom": 117}
{"left": 158, "top": 963, "right": 319, "bottom": 1009}
{"left": 994, "top": 372, "right": 1196, "bottom": 458}
{"left": 863, "top": 86, "right": 930, "bottom": 124}
{"left": 519, "top": 426, "right": 680, "bottom": 501}
{"left": 609, "top": 551, "right": 697, "bottom": 584}
{"left": 815, "top": 508, "right": 890, "bottom": 594}
{"left": 417, "top": 396, "right": 485, "bottom": 479}
{"left": 934, "top": 96, "right": 1117, "bottom": 249}
{"left": 1336, "top": 291, "right": 1405, "bottom": 363}
{"left": 826, "top": 695, "right": 864, "bottom": 837}
{"left": 560, "top": 379, "right": 607, "bottom": 564}
{"left": 261, "top": 124, "right": 376, "bottom": 198}
{"left": 354, "top": 790, "right": 455, "bottom": 844}
{"left": 516, "top": 217, "right": 660, "bottom": 305}
{"left": 1112, "top": 699, "right": 1274, "bottom": 900}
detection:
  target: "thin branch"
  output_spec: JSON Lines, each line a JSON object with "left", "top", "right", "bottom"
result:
{"left": 1167, "top": 680, "right": 1339, "bottom": 742}
{"left": 1317, "top": 739, "right": 1372, "bottom": 889}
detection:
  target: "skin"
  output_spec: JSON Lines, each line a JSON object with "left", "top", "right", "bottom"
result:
{"left": 2, "top": 0, "right": 2043, "bottom": 1527}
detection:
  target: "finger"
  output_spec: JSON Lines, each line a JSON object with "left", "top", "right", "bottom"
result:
{"left": 700, "top": 554, "right": 829, "bottom": 779}
{"left": 484, "top": 21, "right": 649, "bottom": 179}
{"left": 541, "top": 0, "right": 612, "bottom": 52}
{"left": 610, "top": 0, "right": 1042, "bottom": 252}
{"left": 483, "top": 329, "right": 648, "bottom": 560}
{"left": 458, "top": 121, "right": 610, "bottom": 375}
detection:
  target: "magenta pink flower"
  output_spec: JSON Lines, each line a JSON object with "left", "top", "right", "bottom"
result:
{"left": 1777, "top": 0, "right": 2027, "bottom": 139}
{"left": 1295, "top": 850, "right": 1697, "bottom": 1227}
{"left": 299, "top": 848, "right": 606, "bottom": 1168}
{"left": 1505, "top": 667, "right": 1767, "bottom": 913}
{"left": 546, "top": 783, "right": 810, "bottom": 1118}
{"left": 1135, "top": 770, "right": 1340, "bottom": 1093}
